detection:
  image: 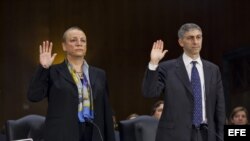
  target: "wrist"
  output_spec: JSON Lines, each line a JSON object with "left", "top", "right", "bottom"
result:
{"left": 148, "top": 62, "right": 158, "bottom": 70}
{"left": 149, "top": 60, "right": 159, "bottom": 65}
{"left": 41, "top": 64, "right": 50, "bottom": 69}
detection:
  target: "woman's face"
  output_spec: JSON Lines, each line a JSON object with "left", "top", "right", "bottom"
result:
{"left": 62, "top": 29, "right": 87, "bottom": 58}
{"left": 153, "top": 103, "right": 164, "bottom": 120}
{"left": 231, "top": 111, "right": 248, "bottom": 125}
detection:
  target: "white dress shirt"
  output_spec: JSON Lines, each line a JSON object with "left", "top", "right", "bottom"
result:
{"left": 182, "top": 53, "right": 207, "bottom": 123}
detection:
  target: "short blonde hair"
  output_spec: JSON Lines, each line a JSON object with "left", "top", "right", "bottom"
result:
{"left": 62, "top": 26, "right": 85, "bottom": 42}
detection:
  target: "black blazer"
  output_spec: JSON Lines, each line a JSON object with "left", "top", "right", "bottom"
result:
{"left": 142, "top": 56, "right": 225, "bottom": 141}
{"left": 28, "top": 61, "right": 115, "bottom": 141}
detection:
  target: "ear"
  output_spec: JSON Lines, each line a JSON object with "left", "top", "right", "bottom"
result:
{"left": 178, "top": 38, "right": 184, "bottom": 48}
{"left": 62, "top": 42, "right": 66, "bottom": 51}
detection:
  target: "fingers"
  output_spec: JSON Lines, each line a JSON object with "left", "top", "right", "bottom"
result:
{"left": 40, "top": 40, "right": 53, "bottom": 53}
{"left": 43, "top": 41, "right": 46, "bottom": 53}
{"left": 162, "top": 50, "right": 168, "bottom": 56}
{"left": 153, "top": 40, "right": 164, "bottom": 50}
{"left": 51, "top": 53, "right": 57, "bottom": 61}
{"left": 39, "top": 45, "right": 42, "bottom": 54}
{"left": 49, "top": 42, "right": 53, "bottom": 53}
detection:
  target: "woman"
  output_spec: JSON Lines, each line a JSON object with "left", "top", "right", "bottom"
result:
{"left": 229, "top": 106, "right": 249, "bottom": 125}
{"left": 151, "top": 100, "right": 164, "bottom": 120}
{"left": 28, "top": 26, "right": 115, "bottom": 141}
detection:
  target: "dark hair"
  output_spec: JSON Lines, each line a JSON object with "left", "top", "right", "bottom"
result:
{"left": 151, "top": 100, "right": 164, "bottom": 115}
{"left": 177, "top": 23, "right": 202, "bottom": 39}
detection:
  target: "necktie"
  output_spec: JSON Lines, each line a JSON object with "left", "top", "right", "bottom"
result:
{"left": 191, "top": 61, "right": 202, "bottom": 127}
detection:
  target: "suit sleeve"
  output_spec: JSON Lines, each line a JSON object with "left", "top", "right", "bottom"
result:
{"left": 215, "top": 67, "right": 226, "bottom": 140}
{"left": 142, "top": 66, "right": 166, "bottom": 98}
{"left": 27, "top": 65, "right": 50, "bottom": 102}
{"left": 103, "top": 73, "right": 115, "bottom": 141}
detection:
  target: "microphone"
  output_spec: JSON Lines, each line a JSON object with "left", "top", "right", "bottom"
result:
{"left": 85, "top": 118, "right": 104, "bottom": 141}
{"left": 202, "top": 124, "right": 224, "bottom": 141}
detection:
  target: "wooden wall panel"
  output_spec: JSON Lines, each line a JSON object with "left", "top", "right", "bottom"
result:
{"left": 1, "top": 0, "right": 250, "bottom": 128}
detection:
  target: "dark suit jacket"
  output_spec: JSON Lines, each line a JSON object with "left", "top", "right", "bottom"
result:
{"left": 28, "top": 61, "right": 115, "bottom": 141}
{"left": 142, "top": 56, "right": 225, "bottom": 141}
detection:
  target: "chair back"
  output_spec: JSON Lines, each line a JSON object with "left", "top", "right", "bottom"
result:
{"left": 119, "top": 115, "right": 159, "bottom": 141}
{"left": 5, "top": 115, "right": 45, "bottom": 141}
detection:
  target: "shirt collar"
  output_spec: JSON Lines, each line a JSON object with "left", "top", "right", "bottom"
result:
{"left": 182, "top": 53, "right": 202, "bottom": 66}
{"left": 82, "top": 60, "right": 89, "bottom": 74}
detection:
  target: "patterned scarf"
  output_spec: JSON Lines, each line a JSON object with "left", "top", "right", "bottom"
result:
{"left": 67, "top": 60, "right": 94, "bottom": 122}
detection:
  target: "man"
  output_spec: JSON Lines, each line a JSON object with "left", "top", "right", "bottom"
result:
{"left": 142, "top": 23, "right": 225, "bottom": 141}
{"left": 28, "top": 27, "right": 115, "bottom": 141}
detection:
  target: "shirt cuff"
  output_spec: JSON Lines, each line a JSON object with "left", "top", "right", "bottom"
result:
{"left": 148, "top": 63, "right": 158, "bottom": 70}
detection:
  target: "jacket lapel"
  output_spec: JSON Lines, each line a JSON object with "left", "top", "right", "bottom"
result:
{"left": 175, "top": 56, "right": 193, "bottom": 100}
{"left": 89, "top": 66, "right": 97, "bottom": 99}
{"left": 56, "top": 61, "right": 76, "bottom": 85}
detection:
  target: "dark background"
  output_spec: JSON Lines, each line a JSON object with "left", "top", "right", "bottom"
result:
{"left": 1, "top": 0, "right": 250, "bottom": 129}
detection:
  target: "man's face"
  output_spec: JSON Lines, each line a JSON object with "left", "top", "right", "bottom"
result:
{"left": 62, "top": 29, "right": 87, "bottom": 58}
{"left": 178, "top": 29, "right": 202, "bottom": 57}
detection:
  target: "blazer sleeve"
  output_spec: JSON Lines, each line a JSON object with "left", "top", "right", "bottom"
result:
{"left": 142, "top": 66, "right": 166, "bottom": 98}
{"left": 103, "top": 75, "right": 115, "bottom": 141}
{"left": 27, "top": 65, "right": 50, "bottom": 102}
{"left": 215, "top": 67, "right": 226, "bottom": 140}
